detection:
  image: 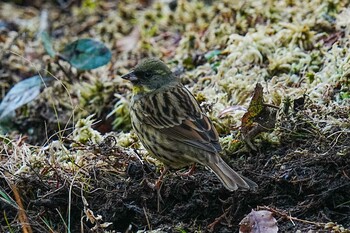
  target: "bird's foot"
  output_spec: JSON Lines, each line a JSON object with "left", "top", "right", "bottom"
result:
{"left": 145, "top": 166, "right": 168, "bottom": 190}
{"left": 177, "top": 164, "right": 196, "bottom": 177}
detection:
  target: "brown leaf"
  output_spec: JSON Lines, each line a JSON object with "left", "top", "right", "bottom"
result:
{"left": 241, "top": 83, "right": 265, "bottom": 128}
{"left": 239, "top": 210, "right": 278, "bottom": 233}
{"left": 116, "top": 27, "right": 140, "bottom": 52}
{"left": 320, "top": 31, "right": 344, "bottom": 47}
{"left": 139, "top": 0, "right": 154, "bottom": 7}
{"left": 240, "top": 83, "right": 278, "bottom": 150}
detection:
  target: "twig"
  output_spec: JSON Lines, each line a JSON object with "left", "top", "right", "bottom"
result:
{"left": 207, "top": 206, "right": 232, "bottom": 232}
{"left": 143, "top": 206, "right": 151, "bottom": 230}
{"left": 257, "top": 205, "right": 324, "bottom": 227}
{"left": 263, "top": 103, "right": 280, "bottom": 109}
{"left": 11, "top": 184, "right": 33, "bottom": 233}
{"left": 56, "top": 59, "right": 71, "bottom": 79}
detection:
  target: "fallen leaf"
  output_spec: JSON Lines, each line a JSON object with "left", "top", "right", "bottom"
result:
{"left": 60, "top": 38, "right": 112, "bottom": 70}
{"left": 239, "top": 210, "right": 278, "bottom": 233}
{"left": 116, "top": 27, "right": 140, "bottom": 52}
{"left": 40, "top": 31, "right": 56, "bottom": 57}
{"left": 240, "top": 83, "right": 278, "bottom": 150}
{"left": 0, "top": 76, "right": 49, "bottom": 120}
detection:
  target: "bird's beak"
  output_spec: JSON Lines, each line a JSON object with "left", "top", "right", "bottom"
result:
{"left": 121, "top": 70, "right": 138, "bottom": 82}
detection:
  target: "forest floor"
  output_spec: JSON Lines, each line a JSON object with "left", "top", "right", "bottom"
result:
{"left": 1, "top": 0, "right": 350, "bottom": 232}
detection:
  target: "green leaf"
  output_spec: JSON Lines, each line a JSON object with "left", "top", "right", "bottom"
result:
{"left": 0, "top": 76, "right": 46, "bottom": 120}
{"left": 60, "top": 38, "right": 112, "bottom": 70}
{"left": 210, "top": 61, "right": 221, "bottom": 72}
{"left": 204, "top": 49, "right": 221, "bottom": 60}
{"left": 340, "top": 91, "right": 350, "bottom": 100}
{"left": 0, "top": 188, "right": 18, "bottom": 209}
{"left": 40, "top": 31, "right": 56, "bottom": 57}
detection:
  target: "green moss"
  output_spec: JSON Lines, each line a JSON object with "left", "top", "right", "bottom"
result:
{"left": 73, "top": 115, "right": 102, "bottom": 144}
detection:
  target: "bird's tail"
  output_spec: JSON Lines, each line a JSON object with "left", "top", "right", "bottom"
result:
{"left": 207, "top": 156, "right": 258, "bottom": 191}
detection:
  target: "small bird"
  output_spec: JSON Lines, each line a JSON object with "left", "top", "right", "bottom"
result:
{"left": 121, "top": 58, "right": 257, "bottom": 191}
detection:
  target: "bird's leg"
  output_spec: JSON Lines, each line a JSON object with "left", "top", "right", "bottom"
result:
{"left": 155, "top": 166, "right": 168, "bottom": 189}
{"left": 145, "top": 166, "right": 169, "bottom": 190}
{"left": 152, "top": 166, "right": 169, "bottom": 212}
{"left": 178, "top": 164, "right": 196, "bottom": 176}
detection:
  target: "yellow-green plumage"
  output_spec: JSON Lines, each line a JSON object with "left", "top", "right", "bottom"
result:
{"left": 122, "top": 58, "right": 257, "bottom": 191}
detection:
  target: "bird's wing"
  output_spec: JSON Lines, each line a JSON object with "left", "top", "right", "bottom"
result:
{"left": 133, "top": 84, "right": 221, "bottom": 153}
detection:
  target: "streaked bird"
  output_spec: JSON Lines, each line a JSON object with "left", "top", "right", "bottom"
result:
{"left": 121, "top": 58, "right": 257, "bottom": 191}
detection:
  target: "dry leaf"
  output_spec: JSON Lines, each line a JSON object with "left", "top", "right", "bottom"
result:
{"left": 239, "top": 210, "right": 278, "bottom": 233}
{"left": 116, "top": 27, "right": 140, "bottom": 52}
{"left": 240, "top": 83, "right": 278, "bottom": 150}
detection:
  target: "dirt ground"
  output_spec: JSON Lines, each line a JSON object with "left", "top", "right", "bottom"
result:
{"left": 1, "top": 104, "right": 349, "bottom": 232}
{"left": 1, "top": 125, "right": 350, "bottom": 232}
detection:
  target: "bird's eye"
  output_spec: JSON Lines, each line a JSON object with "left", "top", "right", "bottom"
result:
{"left": 144, "top": 71, "right": 152, "bottom": 79}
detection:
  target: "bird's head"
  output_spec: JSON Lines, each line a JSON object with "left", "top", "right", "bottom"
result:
{"left": 121, "top": 58, "right": 177, "bottom": 94}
